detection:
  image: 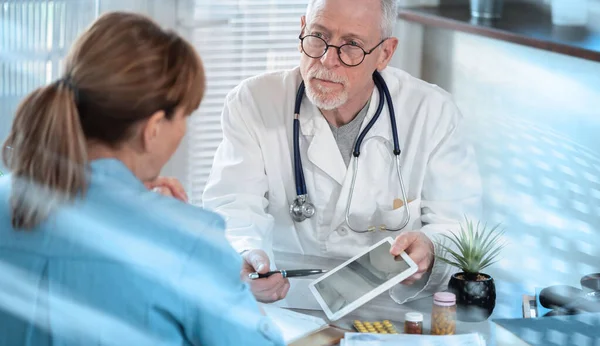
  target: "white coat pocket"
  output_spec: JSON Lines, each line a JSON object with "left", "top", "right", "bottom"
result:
{"left": 371, "top": 198, "right": 422, "bottom": 243}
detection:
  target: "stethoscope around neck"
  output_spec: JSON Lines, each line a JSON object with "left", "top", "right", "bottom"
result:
{"left": 289, "top": 71, "right": 410, "bottom": 233}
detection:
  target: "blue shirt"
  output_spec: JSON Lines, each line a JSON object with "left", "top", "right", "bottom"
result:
{"left": 0, "top": 158, "right": 284, "bottom": 346}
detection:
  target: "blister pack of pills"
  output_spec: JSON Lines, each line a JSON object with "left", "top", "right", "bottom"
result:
{"left": 352, "top": 320, "right": 399, "bottom": 334}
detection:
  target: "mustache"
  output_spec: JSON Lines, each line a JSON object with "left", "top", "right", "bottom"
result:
{"left": 308, "top": 68, "right": 347, "bottom": 84}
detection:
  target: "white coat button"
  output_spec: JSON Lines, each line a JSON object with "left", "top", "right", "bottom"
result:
{"left": 336, "top": 226, "right": 348, "bottom": 236}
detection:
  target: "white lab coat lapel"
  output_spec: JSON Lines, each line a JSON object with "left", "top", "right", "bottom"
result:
{"left": 299, "top": 95, "right": 347, "bottom": 186}
{"left": 328, "top": 82, "right": 395, "bottom": 233}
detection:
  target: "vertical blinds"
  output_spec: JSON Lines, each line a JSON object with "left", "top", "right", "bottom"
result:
{"left": 1, "top": 0, "right": 307, "bottom": 196}
{"left": 0, "top": 0, "right": 96, "bottom": 169}
{"left": 0, "top": 0, "right": 159, "bottom": 173}
{"left": 182, "top": 0, "right": 307, "bottom": 204}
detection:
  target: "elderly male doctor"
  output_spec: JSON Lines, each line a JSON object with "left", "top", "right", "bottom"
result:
{"left": 203, "top": 0, "right": 481, "bottom": 308}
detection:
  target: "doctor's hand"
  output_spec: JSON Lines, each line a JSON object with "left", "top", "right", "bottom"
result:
{"left": 390, "top": 231, "right": 434, "bottom": 285}
{"left": 241, "top": 249, "right": 290, "bottom": 303}
{"left": 144, "top": 177, "right": 188, "bottom": 203}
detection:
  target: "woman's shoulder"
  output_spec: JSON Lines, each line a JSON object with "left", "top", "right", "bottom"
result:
{"left": 75, "top": 183, "right": 232, "bottom": 260}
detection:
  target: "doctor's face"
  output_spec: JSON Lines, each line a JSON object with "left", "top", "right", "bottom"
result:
{"left": 299, "top": 0, "right": 396, "bottom": 111}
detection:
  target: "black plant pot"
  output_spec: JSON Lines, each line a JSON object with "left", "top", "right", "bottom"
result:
{"left": 448, "top": 272, "right": 496, "bottom": 322}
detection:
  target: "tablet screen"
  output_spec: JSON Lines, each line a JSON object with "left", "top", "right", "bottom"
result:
{"left": 313, "top": 241, "right": 411, "bottom": 314}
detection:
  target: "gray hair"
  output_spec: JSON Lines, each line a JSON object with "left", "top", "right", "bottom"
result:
{"left": 305, "top": 0, "right": 398, "bottom": 37}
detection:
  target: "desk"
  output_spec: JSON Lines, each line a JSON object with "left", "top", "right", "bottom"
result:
{"left": 290, "top": 291, "right": 528, "bottom": 345}
{"left": 275, "top": 251, "right": 528, "bottom": 345}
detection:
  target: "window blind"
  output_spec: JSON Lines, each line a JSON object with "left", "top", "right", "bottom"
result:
{"left": 0, "top": 0, "right": 96, "bottom": 170}
{"left": 0, "top": 0, "right": 164, "bottom": 173}
{"left": 181, "top": 0, "right": 308, "bottom": 205}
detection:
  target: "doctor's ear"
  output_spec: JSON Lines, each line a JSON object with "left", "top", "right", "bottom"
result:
{"left": 299, "top": 17, "right": 307, "bottom": 52}
{"left": 376, "top": 37, "right": 399, "bottom": 71}
{"left": 140, "top": 110, "right": 167, "bottom": 152}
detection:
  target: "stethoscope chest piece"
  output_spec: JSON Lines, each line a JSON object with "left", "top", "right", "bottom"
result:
{"left": 290, "top": 194, "right": 315, "bottom": 222}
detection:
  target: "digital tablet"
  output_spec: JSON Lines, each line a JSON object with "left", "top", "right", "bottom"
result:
{"left": 308, "top": 237, "right": 418, "bottom": 321}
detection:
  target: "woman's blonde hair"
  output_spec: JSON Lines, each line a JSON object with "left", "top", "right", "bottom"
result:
{"left": 2, "top": 12, "right": 205, "bottom": 229}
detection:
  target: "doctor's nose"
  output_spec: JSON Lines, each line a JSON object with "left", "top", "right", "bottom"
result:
{"left": 320, "top": 47, "right": 341, "bottom": 69}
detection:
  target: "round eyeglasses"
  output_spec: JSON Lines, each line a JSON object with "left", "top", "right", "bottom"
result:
{"left": 299, "top": 34, "right": 387, "bottom": 67}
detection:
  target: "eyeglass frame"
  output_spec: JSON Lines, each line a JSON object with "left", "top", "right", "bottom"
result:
{"left": 298, "top": 31, "right": 388, "bottom": 67}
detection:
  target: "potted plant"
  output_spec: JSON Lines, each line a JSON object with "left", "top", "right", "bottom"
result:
{"left": 435, "top": 217, "right": 506, "bottom": 322}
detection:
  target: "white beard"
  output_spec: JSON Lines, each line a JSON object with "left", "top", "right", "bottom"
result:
{"left": 305, "top": 82, "right": 349, "bottom": 110}
{"left": 304, "top": 67, "right": 349, "bottom": 110}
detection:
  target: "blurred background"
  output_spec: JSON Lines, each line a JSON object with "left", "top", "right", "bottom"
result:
{"left": 1, "top": 0, "right": 599, "bottom": 317}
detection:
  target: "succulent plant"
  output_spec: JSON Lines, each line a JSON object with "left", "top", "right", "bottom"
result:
{"left": 435, "top": 216, "right": 506, "bottom": 276}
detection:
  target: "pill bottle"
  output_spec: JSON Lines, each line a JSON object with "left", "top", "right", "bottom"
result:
{"left": 431, "top": 292, "right": 456, "bottom": 335}
{"left": 403, "top": 312, "right": 423, "bottom": 334}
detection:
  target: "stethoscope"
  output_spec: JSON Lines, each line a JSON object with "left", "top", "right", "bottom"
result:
{"left": 289, "top": 71, "right": 410, "bottom": 233}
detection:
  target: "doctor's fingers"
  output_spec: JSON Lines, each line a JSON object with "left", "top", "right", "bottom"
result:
{"left": 266, "top": 281, "right": 290, "bottom": 302}
{"left": 244, "top": 250, "right": 271, "bottom": 273}
{"left": 390, "top": 232, "right": 420, "bottom": 256}
{"left": 261, "top": 279, "right": 290, "bottom": 302}
{"left": 401, "top": 250, "right": 432, "bottom": 286}
{"left": 407, "top": 246, "right": 433, "bottom": 273}
{"left": 252, "top": 276, "right": 289, "bottom": 302}
{"left": 252, "top": 274, "right": 288, "bottom": 293}
{"left": 276, "top": 281, "right": 291, "bottom": 300}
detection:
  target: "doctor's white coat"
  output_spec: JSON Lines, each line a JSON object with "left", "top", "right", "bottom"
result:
{"left": 203, "top": 66, "right": 482, "bottom": 307}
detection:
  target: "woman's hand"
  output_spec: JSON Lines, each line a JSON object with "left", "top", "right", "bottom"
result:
{"left": 145, "top": 177, "right": 188, "bottom": 203}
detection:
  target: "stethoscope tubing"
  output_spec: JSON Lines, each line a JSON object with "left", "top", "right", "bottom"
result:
{"left": 291, "top": 71, "right": 410, "bottom": 231}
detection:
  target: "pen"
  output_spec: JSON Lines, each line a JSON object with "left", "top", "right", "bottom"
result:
{"left": 248, "top": 269, "right": 327, "bottom": 280}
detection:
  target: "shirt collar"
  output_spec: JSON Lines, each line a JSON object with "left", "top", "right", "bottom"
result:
{"left": 89, "top": 158, "right": 146, "bottom": 192}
